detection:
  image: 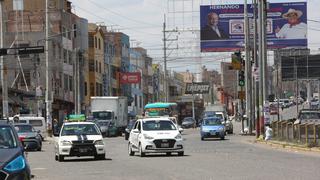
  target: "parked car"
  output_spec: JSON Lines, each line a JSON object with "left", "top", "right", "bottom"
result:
{"left": 9, "top": 115, "right": 46, "bottom": 140}
{"left": 214, "top": 112, "right": 233, "bottom": 134}
{"left": 125, "top": 120, "right": 136, "bottom": 140}
{"left": 128, "top": 117, "right": 184, "bottom": 157}
{"left": 181, "top": 117, "right": 196, "bottom": 129}
{"left": 54, "top": 122, "right": 106, "bottom": 162}
{"left": 294, "top": 109, "right": 320, "bottom": 124}
{"left": 200, "top": 117, "right": 225, "bottom": 140}
{"left": 0, "top": 121, "right": 31, "bottom": 179}
{"left": 310, "top": 99, "right": 319, "bottom": 109}
{"left": 14, "top": 124, "right": 42, "bottom": 151}
{"left": 270, "top": 105, "right": 278, "bottom": 115}
{"left": 95, "top": 120, "right": 118, "bottom": 137}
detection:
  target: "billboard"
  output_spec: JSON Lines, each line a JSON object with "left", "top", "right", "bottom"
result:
{"left": 200, "top": 2, "right": 307, "bottom": 52}
{"left": 120, "top": 72, "right": 141, "bottom": 84}
{"left": 281, "top": 55, "right": 320, "bottom": 80}
{"left": 185, "top": 82, "right": 210, "bottom": 94}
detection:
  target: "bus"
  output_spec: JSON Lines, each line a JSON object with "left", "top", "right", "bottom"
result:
{"left": 144, "top": 102, "right": 179, "bottom": 124}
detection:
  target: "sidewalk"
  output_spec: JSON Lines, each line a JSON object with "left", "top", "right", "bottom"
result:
{"left": 252, "top": 138, "right": 320, "bottom": 153}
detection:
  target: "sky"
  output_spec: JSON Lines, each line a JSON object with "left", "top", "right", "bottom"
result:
{"left": 69, "top": 0, "right": 320, "bottom": 73}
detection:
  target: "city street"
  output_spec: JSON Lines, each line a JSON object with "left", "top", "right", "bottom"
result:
{"left": 28, "top": 125, "right": 320, "bottom": 180}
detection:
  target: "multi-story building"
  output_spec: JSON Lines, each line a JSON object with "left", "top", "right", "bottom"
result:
{"left": 2, "top": 0, "right": 88, "bottom": 122}
{"left": 129, "top": 48, "right": 144, "bottom": 116}
{"left": 84, "top": 24, "right": 105, "bottom": 112}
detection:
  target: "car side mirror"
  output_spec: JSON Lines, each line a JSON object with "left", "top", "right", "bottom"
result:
{"left": 132, "top": 129, "right": 140, "bottom": 134}
{"left": 178, "top": 128, "right": 184, "bottom": 133}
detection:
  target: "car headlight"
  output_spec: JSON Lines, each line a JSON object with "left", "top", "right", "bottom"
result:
{"left": 143, "top": 134, "right": 154, "bottom": 140}
{"left": 4, "top": 155, "right": 26, "bottom": 172}
{"left": 60, "top": 140, "right": 72, "bottom": 146}
{"left": 175, "top": 134, "right": 182, "bottom": 140}
{"left": 95, "top": 140, "right": 104, "bottom": 145}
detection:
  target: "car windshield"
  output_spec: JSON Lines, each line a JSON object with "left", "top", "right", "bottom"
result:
{"left": 183, "top": 118, "right": 194, "bottom": 122}
{"left": 61, "top": 124, "right": 100, "bottom": 136}
{"left": 204, "top": 111, "right": 215, "bottom": 117}
{"left": 92, "top": 111, "right": 112, "bottom": 120}
{"left": 203, "top": 118, "right": 222, "bottom": 126}
{"left": 142, "top": 120, "right": 177, "bottom": 131}
{"left": 96, "top": 121, "right": 110, "bottom": 127}
{"left": 14, "top": 125, "right": 33, "bottom": 133}
{"left": 0, "top": 126, "right": 18, "bottom": 149}
{"left": 299, "top": 112, "right": 320, "bottom": 119}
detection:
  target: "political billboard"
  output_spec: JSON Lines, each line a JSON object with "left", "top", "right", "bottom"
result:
{"left": 120, "top": 72, "right": 141, "bottom": 84}
{"left": 185, "top": 82, "right": 210, "bottom": 94}
{"left": 200, "top": 2, "right": 307, "bottom": 52}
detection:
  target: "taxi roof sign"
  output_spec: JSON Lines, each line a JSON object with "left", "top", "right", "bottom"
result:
{"left": 67, "top": 114, "right": 86, "bottom": 121}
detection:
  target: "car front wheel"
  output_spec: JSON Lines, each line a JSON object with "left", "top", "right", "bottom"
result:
{"left": 178, "top": 151, "right": 184, "bottom": 156}
{"left": 139, "top": 144, "right": 145, "bottom": 157}
{"left": 128, "top": 143, "right": 135, "bottom": 156}
{"left": 58, "top": 155, "right": 64, "bottom": 162}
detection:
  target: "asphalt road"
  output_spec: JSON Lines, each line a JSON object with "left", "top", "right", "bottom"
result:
{"left": 28, "top": 125, "right": 320, "bottom": 180}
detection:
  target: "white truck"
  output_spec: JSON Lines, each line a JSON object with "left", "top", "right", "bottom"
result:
{"left": 90, "top": 96, "right": 128, "bottom": 135}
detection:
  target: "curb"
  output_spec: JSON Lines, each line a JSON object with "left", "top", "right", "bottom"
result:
{"left": 252, "top": 139, "right": 320, "bottom": 153}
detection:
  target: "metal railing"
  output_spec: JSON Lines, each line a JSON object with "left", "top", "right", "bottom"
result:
{"left": 271, "top": 120, "right": 320, "bottom": 147}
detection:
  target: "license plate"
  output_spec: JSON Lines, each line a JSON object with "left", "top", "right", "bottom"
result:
{"left": 210, "top": 130, "right": 215, "bottom": 135}
{"left": 79, "top": 148, "right": 88, "bottom": 153}
{"left": 161, "top": 143, "right": 169, "bottom": 148}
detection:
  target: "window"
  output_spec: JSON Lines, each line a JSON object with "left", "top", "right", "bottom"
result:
{"left": 28, "top": 120, "right": 43, "bottom": 127}
{"left": 96, "top": 83, "right": 99, "bottom": 96}
{"left": 63, "top": 49, "right": 67, "bottom": 63}
{"left": 95, "top": 37, "right": 97, "bottom": 48}
{"left": 52, "top": 43, "right": 56, "bottom": 58}
{"left": 62, "top": 26, "right": 66, "bottom": 37}
{"left": 67, "top": 29, "right": 71, "bottom": 40}
{"left": 99, "top": 62, "right": 101, "bottom": 73}
{"left": 84, "top": 82, "right": 87, "bottom": 96}
{"left": 90, "top": 83, "right": 94, "bottom": 96}
{"left": 68, "top": 51, "right": 73, "bottom": 65}
{"left": 95, "top": 60, "right": 98, "bottom": 72}
{"left": 64, "top": 74, "right": 68, "bottom": 91}
{"left": 73, "top": 24, "right": 77, "bottom": 38}
{"left": 98, "top": 38, "right": 101, "bottom": 49}
{"left": 89, "top": 35, "right": 94, "bottom": 47}
{"left": 89, "top": 61, "right": 94, "bottom": 72}
{"left": 69, "top": 76, "right": 73, "bottom": 91}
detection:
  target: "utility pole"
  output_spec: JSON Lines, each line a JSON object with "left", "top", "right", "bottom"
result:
{"left": 192, "top": 75, "right": 195, "bottom": 121}
{"left": 45, "top": 0, "right": 52, "bottom": 136}
{"left": 163, "top": 14, "right": 168, "bottom": 102}
{"left": 244, "top": 0, "right": 252, "bottom": 134}
{"left": 0, "top": 0, "right": 8, "bottom": 119}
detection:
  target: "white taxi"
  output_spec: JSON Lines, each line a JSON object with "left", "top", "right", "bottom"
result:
{"left": 128, "top": 117, "right": 184, "bottom": 157}
{"left": 54, "top": 122, "right": 105, "bottom": 161}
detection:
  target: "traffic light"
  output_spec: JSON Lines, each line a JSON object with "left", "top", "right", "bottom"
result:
{"left": 238, "top": 70, "right": 245, "bottom": 87}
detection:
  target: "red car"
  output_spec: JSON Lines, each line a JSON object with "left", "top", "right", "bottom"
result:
{"left": 270, "top": 105, "right": 278, "bottom": 115}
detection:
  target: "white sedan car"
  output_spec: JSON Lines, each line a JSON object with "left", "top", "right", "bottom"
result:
{"left": 128, "top": 117, "right": 184, "bottom": 157}
{"left": 54, "top": 122, "right": 106, "bottom": 161}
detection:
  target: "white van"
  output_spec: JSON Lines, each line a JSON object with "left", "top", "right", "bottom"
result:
{"left": 9, "top": 115, "right": 46, "bottom": 140}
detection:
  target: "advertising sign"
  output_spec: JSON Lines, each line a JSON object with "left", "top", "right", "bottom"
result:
{"left": 120, "top": 72, "right": 141, "bottom": 84}
{"left": 185, "top": 82, "right": 210, "bottom": 94}
{"left": 200, "top": 2, "right": 307, "bottom": 52}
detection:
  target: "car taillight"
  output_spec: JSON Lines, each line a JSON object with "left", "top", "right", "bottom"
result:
{"left": 19, "top": 136, "right": 25, "bottom": 142}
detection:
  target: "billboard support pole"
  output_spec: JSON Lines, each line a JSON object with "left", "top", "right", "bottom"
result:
{"left": 244, "top": 0, "right": 252, "bottom": 134}
{"left": 253, "top": 0, "right": 260, "bottom": 138}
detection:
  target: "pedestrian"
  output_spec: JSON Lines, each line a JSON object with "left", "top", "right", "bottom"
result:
{"left": 265, "top": 125, "right": 273, "bottom": 141}
{"left": 53, "top": 119, "right": 59, "bottom": 134}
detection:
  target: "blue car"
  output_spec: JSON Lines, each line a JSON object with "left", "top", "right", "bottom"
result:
{"left": 200, "top": 117, "right": 225, "bottom": 140}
